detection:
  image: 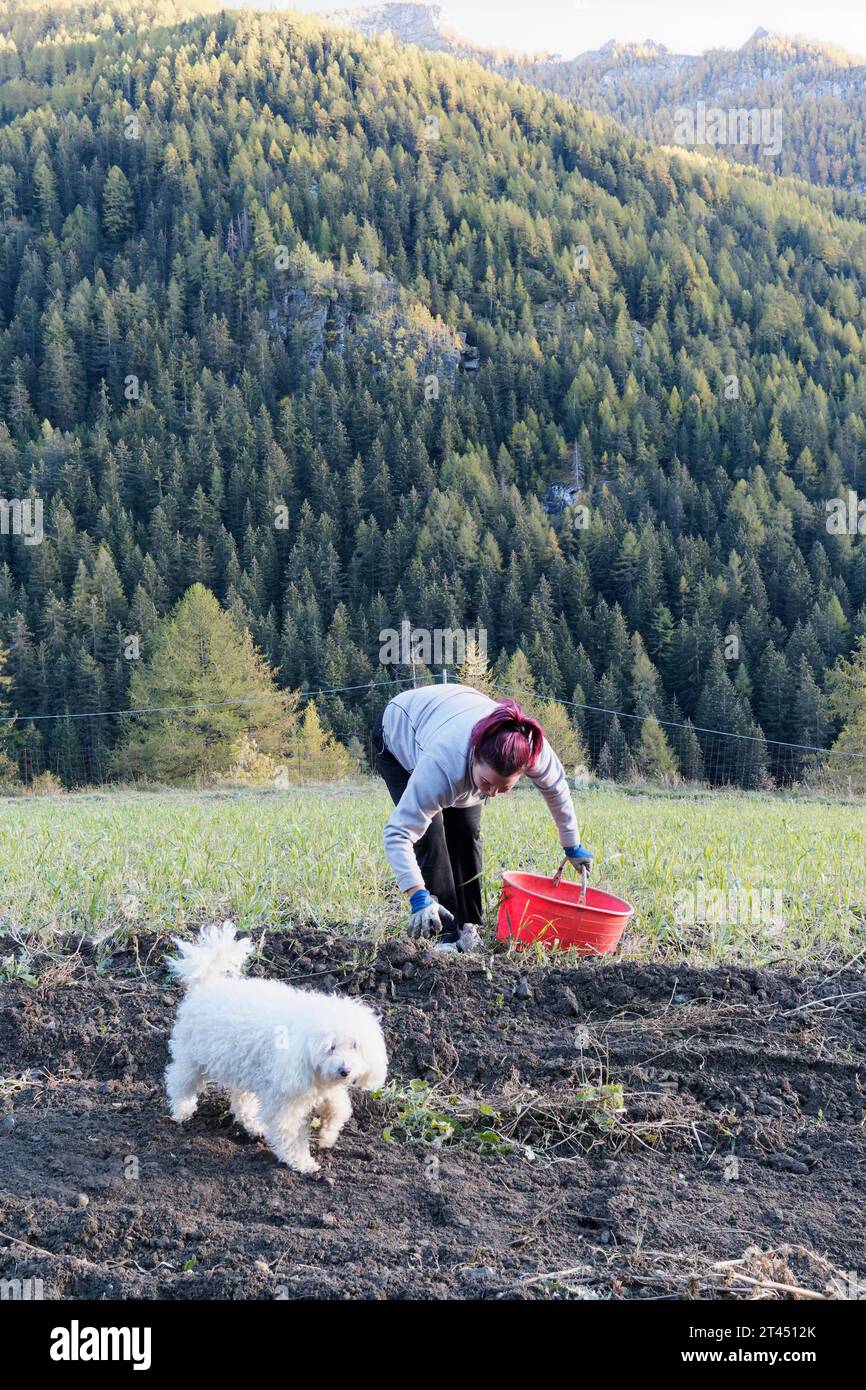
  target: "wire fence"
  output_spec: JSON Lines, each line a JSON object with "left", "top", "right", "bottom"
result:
{"left": 489, "top": 684, "right": 857, "bottom": 793}
{"left": 0, "top": 675, "right": 418, "bottom": 790}
{"left": 0, "top": 670, "right": 861, "bottom": 795}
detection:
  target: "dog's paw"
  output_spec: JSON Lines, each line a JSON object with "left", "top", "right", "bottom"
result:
{"left": 169, "top": 1101, "right": 198, "bottom": 1123}
{"left": 317, "top": 1132, "right": 339, "bottom": 1150}
{"left": 281, "top": 1154, "right": 320, "bottom": 1174}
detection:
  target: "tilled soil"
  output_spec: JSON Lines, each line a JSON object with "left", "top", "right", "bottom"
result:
{"left": 0, "top": 929, "right": 864, "bottom": 1300}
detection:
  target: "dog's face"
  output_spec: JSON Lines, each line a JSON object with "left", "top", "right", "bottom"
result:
{"left": 314, "top": 1034, "right": 366, "bottom": 1085}
{"left": 310, "top": 1019, "right": 388, "bottom": 1091}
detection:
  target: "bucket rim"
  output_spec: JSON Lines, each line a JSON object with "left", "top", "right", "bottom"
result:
{"left": 501, "top": 869, "right": 633, "bottom": 918}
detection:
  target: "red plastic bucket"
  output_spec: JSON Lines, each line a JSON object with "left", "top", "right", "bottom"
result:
{"left": 498, "top": 871, "right": 633, "bottom": 954}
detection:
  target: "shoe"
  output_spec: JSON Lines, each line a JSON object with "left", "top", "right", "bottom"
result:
{"left": 457, "top": 923, "right": 482, "bottom": 953}
{"left": 433, "top": 939, "right": 460, "bottom": 954}
{"left": 434, "top": 923, "right": 482, "bottom": 955}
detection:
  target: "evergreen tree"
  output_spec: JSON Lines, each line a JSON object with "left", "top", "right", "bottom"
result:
{"left": 456, "top": 633, "right": 495, "bottom": 695}
{"left": 115, "top": 584, "right": 294, "bottom": 783}
{"left": 0, "top": 643, "right": 19, "bottom": 787}
{"left": 536, "top": 700, "right": 589, "bottom": 774}
{"left": 497, "top": 648, "right": 536, "bottom": 706}
{"left": 677, "top": 718, "right": 706, "bottom": 784}
{"left": 827, "top": 635, "right": 866, "bottom": 791}
{"left": 286, "top": 701, "right": 352, "bottom": 783}
{"left": 102, "top": 165, "right": 134, "bottom": 242}
{"left": 637, "top": 715, "right": 679, "bottom": 783}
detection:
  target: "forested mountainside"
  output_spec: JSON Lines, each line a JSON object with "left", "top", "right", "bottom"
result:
{"left": 0, "top": 0, "right": 865, "bottom": 785}
{"left": 329, "top": 6, "right": 866, "bottom": 192}
{"left": 510, "top": 30, "right": 866, "bottom": 192}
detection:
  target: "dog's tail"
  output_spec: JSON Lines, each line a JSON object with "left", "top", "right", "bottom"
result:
{"left": 168, "top": 921, "right": 253, "bottom": 989}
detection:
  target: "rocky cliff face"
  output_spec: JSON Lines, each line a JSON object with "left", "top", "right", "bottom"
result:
{"left": 542, "top": 29, "right": 863, "bottom": 85}
{"left": 321, "top": 3, "right": 537, "bottom": 62}
{"left": 268, "top": 245, "right": 463, "bottom": 381}
{"left": 318, "top": 7, "right": 865, "bottom": 92}
{"left": 324, "top": 3, "right": 457, "bottom": 52}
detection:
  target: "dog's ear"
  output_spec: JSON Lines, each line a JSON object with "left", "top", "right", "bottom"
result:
{"left": 356, "top": 1028, "right": 388, "bottom": 1091}
{"left": 307, "top": 1031, "right": 337, "bottom": 1069}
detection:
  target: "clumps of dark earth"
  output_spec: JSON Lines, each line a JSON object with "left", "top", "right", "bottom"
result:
{"left": 1, "top": 929, "right": 864, "bottom": 1300}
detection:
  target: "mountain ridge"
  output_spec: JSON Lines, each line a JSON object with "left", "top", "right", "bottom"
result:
{"left": 317, "top": 4, "right": 866, "bottom": 68}
{"left": 0, "top": 0, "right": 864, "bottom": 789}
{"left": 318, "top": 4, "right": 866, "bottom": 188}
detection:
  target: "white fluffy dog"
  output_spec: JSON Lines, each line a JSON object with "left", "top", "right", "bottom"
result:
{"left": 165, "top": 923, "right": 388, "bottom": 1173}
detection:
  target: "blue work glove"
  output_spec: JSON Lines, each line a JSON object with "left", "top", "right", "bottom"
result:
{"left": 565, "top": 844, "right": 593, "bottom": 873}
{"left": 408, "top": 888, "right": 455, "bottom": 939}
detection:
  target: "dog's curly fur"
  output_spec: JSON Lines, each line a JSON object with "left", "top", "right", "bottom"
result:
{"left": 165, "top": 923, "right": 388, "bottom": 1173}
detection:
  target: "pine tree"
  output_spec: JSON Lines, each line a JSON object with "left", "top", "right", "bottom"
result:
{"left": 102, "top": 165, "right": 134, "bottom": 242}
{"left": 0, "top": 644, "right": 19, "bottom": 787}
{"left": 456, "top": 634, "right": 495, "bottom": 695}
{"left": 676, "top": 719, "right": 706, "bottom": 784}
{"left": 596, "top": 741, "right": 613, "bottom": 780}
{"left": 792, "top": 657, "right": 830, "bottom": 749}
{"left": 537, "top": 700, "right": 589, "bottom": 775}
{"left": 827, "top": 635, "right": 866, "bottom": 791}
{"left": 603, "top": 715, "right": 628, "bottom": 781}
{"left": 285, "top": 702, "right": 352, "bottom": 783}
{"left": 637, "top": 715, "right": 679, "bottom": 783}
{"left": 497, "top": 648, "right": 536, "bottom": 706}
{"left": 115, "top": 584, "right": 295, "bottom": 783}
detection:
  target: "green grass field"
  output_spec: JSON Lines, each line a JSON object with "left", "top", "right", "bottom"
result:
{"left": 2, "top": 782, "right": 864, "bottom": 965}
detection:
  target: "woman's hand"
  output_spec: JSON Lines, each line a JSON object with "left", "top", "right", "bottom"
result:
{"left": 407, "top": 888, "right": 455, "bottom": 938}
{"left": 565, "top": 844, "right": 593, "bottom": 873}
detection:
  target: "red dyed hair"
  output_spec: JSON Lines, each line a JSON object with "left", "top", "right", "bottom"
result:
{"left": 470, "top": 698, "right": 544, "bottom": 775}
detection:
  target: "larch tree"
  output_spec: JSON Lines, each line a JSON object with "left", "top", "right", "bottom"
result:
{"left": 285, "top": 701, "right": 352, "bottom": 783}
{"left": 115, "top": 584, "right": 295, "bottom": 783}
{"left": 827, "top": 635, "right": 866, "bottom": 792}
{"left": 456, "top": 634, "right": 495, "bottom": 696}
{"left": 637, "top": 715, "right": 679, "bottom": 783}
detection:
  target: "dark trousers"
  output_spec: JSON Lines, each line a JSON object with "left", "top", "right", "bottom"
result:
{"left": 371, "top": 708, "right": 483, "bottom": 938}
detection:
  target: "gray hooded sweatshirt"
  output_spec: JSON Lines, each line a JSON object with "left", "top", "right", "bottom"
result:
{"left": 381, "top": 684, "right": 580, "bottom": 891}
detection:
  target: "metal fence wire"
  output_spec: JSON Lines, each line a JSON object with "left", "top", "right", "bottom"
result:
{"left": 0, "top": 672, "right": 861, "bottom": 794}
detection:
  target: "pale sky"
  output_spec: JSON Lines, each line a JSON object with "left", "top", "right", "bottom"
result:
{"left": 274, "top": 1, "right": 866, "bottom": 59}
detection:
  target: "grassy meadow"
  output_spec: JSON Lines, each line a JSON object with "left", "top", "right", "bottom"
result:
{"left": 2, "top": 781, "right": 864, "bottom": 966}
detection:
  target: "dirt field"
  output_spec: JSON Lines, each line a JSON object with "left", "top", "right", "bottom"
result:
{"left": 1, "top": 929, "right": 864, "bottom": 1300}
